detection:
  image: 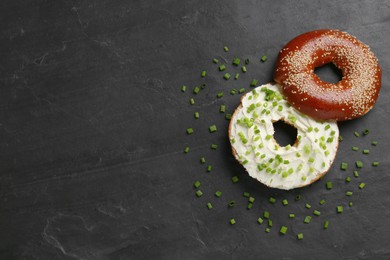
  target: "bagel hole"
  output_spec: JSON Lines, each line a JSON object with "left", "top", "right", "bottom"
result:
{"left": 273, "top": 120, "right": 298, "bottom": 147}
{"left": 314, "top": 63, "right": 342, "bottom": 84}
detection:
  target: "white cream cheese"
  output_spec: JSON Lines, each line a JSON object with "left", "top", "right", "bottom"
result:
{"left": 229, "top": 83, "right": 339, "bottom": 190}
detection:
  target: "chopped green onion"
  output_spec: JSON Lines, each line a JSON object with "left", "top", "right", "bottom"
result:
{"left": 280, "top": 226, "right": 287, "bottom": 235}
{"left": 354, "top": 131, "right": 360, "bottom": 137}
{"left": 234, "top": 73, "right": 239, "bottom": 80}
{"left": 209, "top": 125, "right": 217, "bottom": 133}
{"left": 346, "top": 191, "right": 353, "bottom": 196}
{"left": 249, "top": 197, "right": 255, "bottom": 203}
{"left": 295, "top": 195, "right": 302, "bottom": 201}
{"left": 372, "top": 161, "right": 380, "bottom": 167}
{"left": 352, "top": 146, "right": 359, "bottom": 151}
{"left": 313, "top": 210, "right": 321, "bottom": 216}
{"left": 228, "top": 200, "right": 235, "bottom": 207}
{"left": 193, "top": 181, "right": 201, "bottom": 188}
{"left": 230, "top": 218, "right": 236, "bottom": 225}
{"left": 181, "top": 85, "right": 187, "bottom": 92}
{"left": 242, "top": 66, "right": 247, "bottom": 73}
{"left": 223, "top": 73, "right": 231, "bottom": 80}
{"left": 232, "top": 57, "right": 240, "bottom": 66}
{"left": 190, "top": 98, "right": 195, "bottom": 105}
{"left": 201, "top": 83, "right": 206, "bottom": 89}
{"left": 282, "top": 199, "right": 288, "bottom": 206}
{"left": 261, "top": 55, "right": 267, "bottom": 62}
{"left": 195, "top": 190, "right": 203, "bottom": 197}
{"left": 213, "top": 58, "right": 219, "bottom": 64}
{"left": 215, "top": 191, "right": 222, "bottom": 197}
{"left": 219, "top": 64, "right": 226, "bottom": 71}
{"left": 269, "top": 197, "right": 276, "bottom": 204}
{"left": 230, "top": 89, "right": 237, "bottom": 95}
{"left": 207, "top": 202, "right": 212, "bottom": 209}
{"left": 359, "top": 182, "right": 366, "bottom": 189}
{"left": 319, "top": 199, "right": 326, "bottom": 205}
{"left": 305, "top": 203, "right": 311, "bottom": 209}
{"left": 220, "top": 105, "right": 226, "bottom": 113}
{"left": 207, "top": 165, "right": 212, "bottom": 172}
{"left": 211, "top": 144, "right": 218, "bottom": 150}
{"left": 349, "top": 202, "right": 353, "bottom": 207}
{"left": 225, "top": 114, "right": 232, "bottom": 120}
{"left": 324, "top": 220, "right": 329, "bottom": 229}
{"left": 345, "top": 176, "right": 351, "bottom": 182}
{"left": 243, "top": 192, "right": 250, "bottom": 198}
{"left": 193, "top": 86, "right": 200, "bottom": 94}
{"left": 184, "top": 146, "right": 190, "bottom": 153}
{"left": 250, "top": 79, "right": 258, "bottom": 87}
{"left": 263, "top": 211, "right": 270, "bottom": 219}
{"left": 363, "top": 129, "right": 369, "bottom": 135}
{"left": 363, "top": 149, "right": 370, "bottom": 154}
{"left": 239, "top": 88, "right": 245, "bottom": 94}
{"left": 326, "top": 181, "right": 332, "bottom": 190}
{"left": 341, "top": 162, "right": 348, "bottom": 171}
{"left": 265, "top": 227, "right": 271, "bottom": 233}
{"left": 247, "top": 203, "right": 253, "bottom": 210}
{"left": 337, "top": 206, "right": 343, "bottom": 213}
{"left": 339, "top": 135, "right": 343, "bottom": 141}
{"left": 217, "top": 92, "right": 224, "bottom": 98}
{"left": 297, "top": 233, "right": 304, "bottom": 240}
{"left": 231, "top": 176, "right": 239, "bottom": 183}
{"left": 289, "top": 213, "right": 295, "bottom": 218}
{"left": 201, "top": 71, "right": 206, "bottom": 77}
{"left": 194, "top": 112, "right": 199, "bottom": 119}
{"left": 356, "top": 161, "right": 364, "bottom": 168}
{"left": 257, "top": 217, "right": 264, "bottom": 224}
{"left": 353, "top": 170, "right": 359, "bottom": 178}
{"left": 245, "top": 58, "right": 250, "bottom": 64}
{"left": 371, "top": 141, "right": 378, "bottom": 146}
{"left": 186, "top": 128, "right": 194, "bottom": 135}
{"left": 200, "top": 157, "right": 206, "bottom": 164}
{"left": 304, "top": 216, "right": 312, "bottom": 224}
{"left": 224, "top": 46, "right": 229, "bottom": 52}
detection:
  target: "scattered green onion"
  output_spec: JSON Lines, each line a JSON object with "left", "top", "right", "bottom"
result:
{"left": 295, "top": 195, "right": 302, "bottom": 201}
{"left": 354, "top": 131, "right": 360, "bottom": 137}
{"left": 319, "top": 199, "right": 326, "bottom": 205}
{"left": 282, "top": 199, "right": 288, "bottom": 206}
{"left": 219, "top": 64, "right": 226, "bottom": 71}
{"left": 324, "top": 220, "right": 329, "bottom": 229}
{"left": 239, "top": 88, "right": 245, "bottom": 94}
{"left": 230, "top": 218, "right": 236, "bottom": 225}
{"left": 249, "top": 197, "right": 255, "bottom": 203}
{"left": 213, "top": 58, "right": 219, "bottom": 64}
{"left": 356, "top": 161, "right": 363, "bottom": 168}
{"left": 184, "top": 146, "right": 190, "bottom": 153}
{"left": 269, "top": 197, "right": 276, "bottom": 204}
{"left": 371, "top": 141, "right": 378, "bottom": 146}
{"left": 346, "top": 191, "right": 353, "bottom": 196}
{"left": 234, "top": 73, "right": 239, "bottom": 80}
{"left": 194, "top": 112, "right": 199, "bottom": 119}
{"left": 195, "top": 190, "right": 203, "bottom": 197}
{"left": 207, "top": 202, "right": 212, "bottom": 209}
{"left": 217, "top": 92, "right": 224, "bottom": 98}
{"left": 211, "top": 144, "right": 218, "bottom": 150}
{"left": 207, "top": 165, "right": 212, "bottom": 172}
{"left": 363, "top": 129, "right": 369, "bottom": 135}
{"left": 345, "top": 176, "right": 351, "bottom": 182}
{"left": 243, "top": 192, "right": 250, "bottom": 198}
{"left": 280, "top": 226, "right": 287, "bottom": 235}
{"left": 242, "top": 66, "right": 247, "bottom": 73}
{"left": 313, "top": 210, "right": 321, "bottom": 216}
{"left": 200, "top": 157, "right": 206, "bottom": 164}
{"left": 265, "top": 227, "right": 271, "bottom": 233}
{"left": 190, "top": 98, "right": 195, "bottom": 105}
{"left": 186, "top": 128, "right": 194, "bottom": 135}
{"left": 193, "top": 86, "right": 200, "bottom": 94}
{"left": 261, "top": 55, "right": 268, "bottom": 62}
{"left": 232, "top": 58, "right": 240, "bottom": 66}
{"left": 337, "top": 206, "right": 343, "bottom": 213}
{"left": 372, "top": 161, "right": 379, "bottom": 167}
{"left": 220, "top": 105, "right": 226, "bottom": 113}
{"left": 228, "top": 200, "right": 235, "bottom": 207}
{"left": 263, "top": 211, "right": 270, "bottom": 219}
{"left": 247, "top": 203, "right": 253, "bottom": 210}
{"left": 209, "top": 125, "right": 217, "bottom": 133}
{"left": 326, "top": 181, "right": 332, "bottom": 190}
{"left": 349, "top": 202, "right": 353, "bottom": 207}
{"left": 305, "top": 203, "right": 311, "bottom": 209}
{"left": 245, "top": 58, "right": 250, "bottom": 64}
{"left": 193, "top": 181, "right": 201, "bottom": 188}
{"left": 231, "top": 176, "right": 239, "bottom": 183}
{"left": 352, "top": 146, "right": 359, "bottom": 151}
{"left": 257, "top": 217, "right": 264, "bottom": 224}
{"left": 353, "top": 171, "right": 359, "bottom": 178}
{"left": 215, "top": 191, "right": 222, "bottom": 197}
{"left": 289, "top": 214, "right": 295, "bottom": 218}
{"left": 201, "top": 71, "right": 206, "bottom": 77}
{"left": 359, "top": 182, "right": 365, "bottom": 189}
{"left": 297, "top": 233, "right": 304, "bottom": 240}
{"left": 341, "top": 162, "right": 348, "bottom": 171}
{"left": 224, "top": 46, "right": 229, "bottom": 52}
{"left": 363, "top": 149, "right": 369, "bottom": 154}
{"left": 250, "top": 79, "right": 258, "bottom": 87}
{"left": 304, "top": 216, "right": 312, "bottom": 224}
{"left": 223, "top": 73, "right": 231, "bottom": 80}
{"left": 181, "top": 85, "right": 187, "bottom": 92}
{"left": 225, "top": 114, "right": 232, "bottom": 120}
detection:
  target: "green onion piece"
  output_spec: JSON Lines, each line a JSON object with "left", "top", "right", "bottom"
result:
{"left": 201, "top": 71, "right": 206, "bottom": 77}
{"left": 372, "top": 161, "right": 380, "bottom": 167}
{"left": 352, "top": 146, "right": 359, "bottom": 151}
{"left": 184, "top": 146, "right": 190, "bottom": 153}
{"left": 234, "top": 73, "right": 239, "bottom": 80}
{"left": 356, "top": 161, "right": 363, "bottom": 168}
{"left": 232, "top": 57, "right": 240, "bottom": 66}
{"left": 209, "top": 125, "right": 217, "bottom": 133}
{"left": 295, "top": 195, "right": 302, "bottom": 201}
{"left": 213, "top": 58, "right": 219, "bottom": 64}
{"left": 217, "top": 92, "right": 224, "bottom": 98}
{"left": 224, "top": 46, "right": 229, "bottom": 52}
{"left": 225, "top": 114, "right": 232, "bottom": 120}
{"left": 200, "top": 157, "right": 206, "bottom": 164}
{"left": 228, "top": 200, "right": 235, "bottom": 207}
{"left": 250, "top": 79, "right": 258, "bottom": 87}
{"left": 230, "top": 89, "right": 238, "bottom": 95}
{"left": 247, "top": 203, "right": 253, "bottom": 210}
{"left": 341, "top": 162, "right": 348, "bottom": 171}
{"left": 223, "top": 73, "right": 231, "bottom": 80}
{"left": 268, "top": 220, "right": 273, "bottom": 227}
{"left": 304, "top": 216, "right": 312, "bottom": 224}
{"left": 231, "top": 176, "right": 239, "bottom": 183}
{"left": 239, "top": 88, "right": 245, "bottom": 94}
{"left": 215, "top": 191, "right": 222, "bottom": 197}
{"left": 346, "top": 191, "right": 353, "bottom": 196}
{"left": 324, "top": 220, "right": 329, "bottom": 229}
{"left": 363, "top": 149, "right": 370, "bottom": 154}
{"left": 326, "top": 181, "right": 332, "bottom": 190}
{"left": 337, "top": 206, "right": 343, "bottom": 213}
{"left": 201, "top": 83, "right": 206, "bottom": 89}
{"left": 263, "top": 211, "right": 270, "bottom": 219}
{"left": 359, "top": 182, "right": 366, "bottom": 189}
{"left": 195, "top": 190, "right": 203, "bottom": 197}
{"left": 243, "top": 192, "right": 250, "bottom": 198}
{"left": 363, "top": 129, "right": 369, "bottom": 135}
{"left": 289, "top": 213, "right": 295, "bottom": 218}
{"left": 257, "top": 217, "right": 264, "bottom": 224}
{"left": 186, "top": 128, "right": 194, "bottom": 135}
{"left": 297, "top": 233, "right": 304, "bottom": 240}
{"left": 242, "top": 66, "right": 247, "bottom": 73}
{"left": 269, "top": 197, "right": 276, "bottom": 204}
{"left": 193, "top": 86, "right": 200, "bottom": 94}
{"left": 354, "top": 131, "right": 360, "bottom": 137}
{"left": 229, "top": 218, "right": 236, "bottom": 225}
{"left": 305, "top": 203, "right": 311, "bottom": 209}
{"left": 190, "top": 98, "right": 195, "bottom": 105}
{"left": 280, "top": 226, "right": 288, "bottom": 235}
{"left": 207, "top": 202, "right": 212, "bottom": 209}
{"left": 211, "top": 144, "right": 218, "bottom": 150}
{"left": 181, "top": 85, "right": 187, "bottom": 92}
{"left": 193, "top": 181, "right": 201, "bottom": 188}
{"left": 249, "top": 197, "right": 255, "bottom": 203}
{"left": 353, "top": 171, "right": 359, "bottom": 178}
{"left": 349, "top": 202, "right": 353, "bottom": 207}
{"left": 319, "top": 199, "right": 326, "bottom": 205}
{"left": 371, "top": 141, "right": 378, "bottom": 146}
{"left": 339, "top": 135, "right": 343, "bottom": 141}
{"left": 219, "top": 64, "right": 226, "bottom": 71}
{"left": 282, "top": 199, "right": 288, "bottom": 206}
{"left": 207, "top": 165, "right": 212, "bottom": 172}
{"left": 194, "top": 112, "right": 199, "bottom": 119}
{"left": 220, "top": 105, "right": 226, "bottom": 113}
{"left": 345, "top": 176, "right": 351, "bottom": 182}
{"left": 265, "top": 228, "right": 271, "bottom": 233}
{"left": 261, "top": 55, "right": 267, "bottom": 62}
{"left": 313, "top": 210, "right": 321, "bottom": 216}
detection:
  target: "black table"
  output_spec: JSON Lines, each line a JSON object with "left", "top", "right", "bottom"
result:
{"left": 1, "top": 1, "right": 389, "bottom": 259}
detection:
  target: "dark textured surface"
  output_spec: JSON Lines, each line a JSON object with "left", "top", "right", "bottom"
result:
{"left": 1, "top": 0, "right": 390, "bottom": 259}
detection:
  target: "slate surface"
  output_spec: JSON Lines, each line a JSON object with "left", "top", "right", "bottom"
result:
{"left": 1, "top": 0, "right": 390, "bottom": 259}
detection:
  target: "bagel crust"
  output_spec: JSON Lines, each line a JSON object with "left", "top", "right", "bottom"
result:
{"left": 274, "top": 29, "right": 381, "bottom": 121}
{"left": 228, "top": 83, "right": 339, "bottom": 190}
